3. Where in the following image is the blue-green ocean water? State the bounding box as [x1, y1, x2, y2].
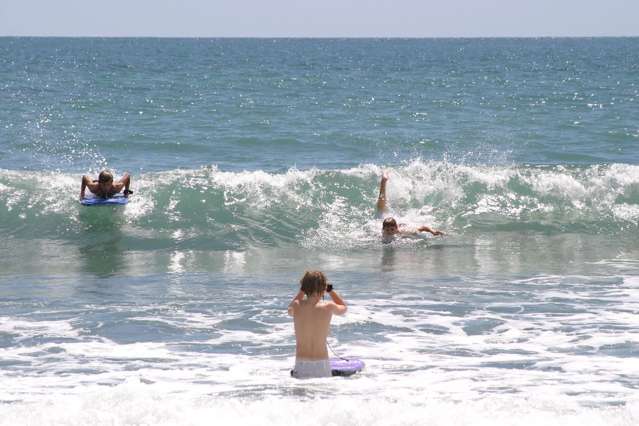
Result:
[1, 38, 639, 425]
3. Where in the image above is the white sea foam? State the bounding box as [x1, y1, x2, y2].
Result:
[1, 273, 639, 425]
[1, 382, 638, 426]
[1, 161, 638, 251]
[0, 316, 81, 340]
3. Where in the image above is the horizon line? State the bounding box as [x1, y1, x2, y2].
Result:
[1, 35, 638, 40]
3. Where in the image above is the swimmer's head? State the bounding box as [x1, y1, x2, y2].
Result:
[382, 217, 399, 236]
[98, 170, 114, 184]
[300, 270, 328, 297]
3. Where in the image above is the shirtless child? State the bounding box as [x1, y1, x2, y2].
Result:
[376, 171, 444, 242]
[80, 170, 132, 200]
[288, 271, 347, 379]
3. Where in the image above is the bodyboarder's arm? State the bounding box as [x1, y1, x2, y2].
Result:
[80, 175, 89, 200]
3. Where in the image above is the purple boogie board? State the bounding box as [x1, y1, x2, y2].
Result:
[330, 358, 365, 377]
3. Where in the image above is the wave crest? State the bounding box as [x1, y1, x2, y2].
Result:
[1, 161, 638, 249]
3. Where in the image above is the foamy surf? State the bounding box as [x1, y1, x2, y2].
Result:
[2, 272, 639, 425]
[1, 385, 638, 426]
[1, 160, 638, 245]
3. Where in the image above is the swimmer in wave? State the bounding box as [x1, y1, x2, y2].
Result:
[376, 171, 444, 243]
[80, 170, 132, 200]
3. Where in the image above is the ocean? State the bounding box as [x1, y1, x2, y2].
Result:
[1, 37, 638, 425]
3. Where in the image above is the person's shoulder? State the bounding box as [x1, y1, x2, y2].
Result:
[399, 226, 418, 235]
[287, 299, 300, 316]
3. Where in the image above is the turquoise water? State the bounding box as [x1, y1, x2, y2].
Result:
[1, 38, 639, 425]
[2, 38, 638, 173]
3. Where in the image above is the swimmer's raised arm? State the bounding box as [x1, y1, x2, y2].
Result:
[376, 171, 389, 213]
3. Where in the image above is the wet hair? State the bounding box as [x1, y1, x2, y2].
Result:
[98, 170, 113, 183]
[382, 217, 398, 230]
[300, 271, 328, 297]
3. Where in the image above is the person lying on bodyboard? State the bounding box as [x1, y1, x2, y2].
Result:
[80, 170, 132, 200]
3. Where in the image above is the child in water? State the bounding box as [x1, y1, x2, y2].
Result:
[80, 170, 132, 200]
[288, 271, 347, 379]
[376, 171, 444, 243]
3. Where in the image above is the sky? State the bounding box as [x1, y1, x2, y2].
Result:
[1, 0, 638, 38]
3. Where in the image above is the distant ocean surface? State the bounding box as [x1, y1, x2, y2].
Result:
[1, 38, 638, 425]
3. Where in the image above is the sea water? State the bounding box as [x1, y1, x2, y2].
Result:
[1, 38, 638, 425]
